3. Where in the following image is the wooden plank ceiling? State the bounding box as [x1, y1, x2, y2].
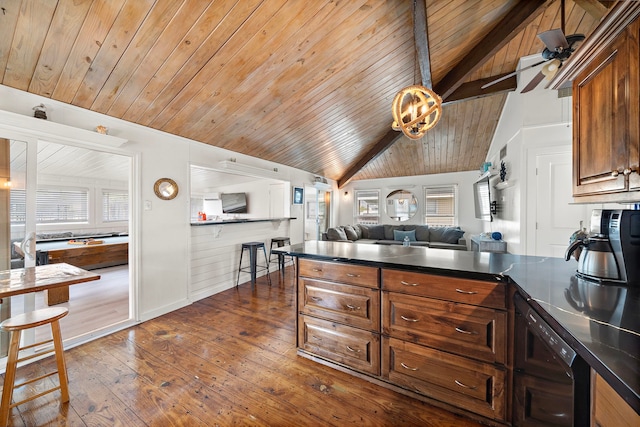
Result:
[0, 0, 607, 186]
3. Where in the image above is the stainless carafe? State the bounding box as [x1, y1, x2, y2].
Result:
[565, 209, 621, 282]
[565, 236, 620, 281]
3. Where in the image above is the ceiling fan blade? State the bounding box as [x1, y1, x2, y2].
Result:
[481, 59, 548, 89]
[521, 71, 546, 93]
[538, 29, 569, 51]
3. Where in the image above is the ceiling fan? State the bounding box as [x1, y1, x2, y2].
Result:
[482, 0, 584, 93]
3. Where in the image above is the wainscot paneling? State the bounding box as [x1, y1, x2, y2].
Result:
[190, 220, 291, 300]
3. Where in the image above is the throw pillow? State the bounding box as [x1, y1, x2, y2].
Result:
[352, 224, 363, 239]
[430, 226, 464, 243]
[326, 227, 348, 241]
[384, 224, 400, 240]
[414, 225, 430, 242]
[343, 225, 358, 241]
[367, 225, 386, 240]
[358, 224, 369, 239]
[394, 229, 416, 242]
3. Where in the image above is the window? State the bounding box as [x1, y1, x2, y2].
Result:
[424, 185, 457, 226]
[12, 188, 90, 224]
[37, 188, 89, 224]
[354, 190, 379, 224]
[103, 190, 129, 222]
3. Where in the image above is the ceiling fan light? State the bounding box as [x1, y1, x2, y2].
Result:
[391, 85, 442, 140]
[541, 59, 562, 80]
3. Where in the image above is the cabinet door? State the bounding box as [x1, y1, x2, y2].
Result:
[299, 278, 380, 331]
[298, 315, 380, 375]
[382, 337, 507, 421]
[299, 259, 379, 288]
[592, 372, 640, 427]
[382, 269, 506, 309]
[573, 24, 633, 196]
[382, 292, 507, 364]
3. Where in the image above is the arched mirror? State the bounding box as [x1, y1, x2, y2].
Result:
[385, 189, 417, 222]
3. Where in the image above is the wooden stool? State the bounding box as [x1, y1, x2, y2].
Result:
[0, 307, 70, 426]
[236, 242, 272, 287]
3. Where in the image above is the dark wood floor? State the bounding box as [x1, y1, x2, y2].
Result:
[2, 268, 483, 426]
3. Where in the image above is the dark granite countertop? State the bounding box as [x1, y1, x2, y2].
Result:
[275, 241, 640, 413]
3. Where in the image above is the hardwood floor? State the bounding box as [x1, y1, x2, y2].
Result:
[9, 265, 130, 343]
[2, 268, 483, 426]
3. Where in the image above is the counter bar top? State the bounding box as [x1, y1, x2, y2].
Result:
[191, 217, 296, 226]
[275, 241, 640, 413]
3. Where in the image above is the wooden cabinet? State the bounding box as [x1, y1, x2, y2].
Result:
[297, 259, 380, 374]
[592, 372, 640, 427]
[381, 268, 509, 423]
[572, 16, 640, 201]
[296, 259, 511, 424]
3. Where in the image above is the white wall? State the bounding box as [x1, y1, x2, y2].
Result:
[0, 84, 332, 323]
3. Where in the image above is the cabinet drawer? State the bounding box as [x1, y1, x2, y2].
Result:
[382, 337, 506, 421]
[299, 278, 380, 331]
[299, 259, 379, 288]
[382, 292, 506, 364]
[382, 269, 506, 309]
[298, 315, 380, 375]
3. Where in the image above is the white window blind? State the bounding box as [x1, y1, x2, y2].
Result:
[354, 190, 380, 224]
[103, 190, 129, 222]
[36, 189, 88, 224]
[9, 189, 26, 224]
[424, 185, 457, 226]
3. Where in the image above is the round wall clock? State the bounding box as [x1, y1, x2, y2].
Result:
[154, 178, 178, 200]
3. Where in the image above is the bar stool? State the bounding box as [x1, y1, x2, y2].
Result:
[0, 307, 70, 426]
[269, 237, 295, 275]
[236, 242, 272, 287]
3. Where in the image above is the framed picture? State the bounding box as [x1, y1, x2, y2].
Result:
[293, 187, 304, 205]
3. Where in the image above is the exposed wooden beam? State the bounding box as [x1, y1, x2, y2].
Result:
[337, 0, 550, 187]
[337, 130, 402, 188]
[338, 0, 433, 188]
[434, 0, 551, 100]
[443, 73, 517, 105]
[574, 0, 609, 20]
[414, 0, 432, 88]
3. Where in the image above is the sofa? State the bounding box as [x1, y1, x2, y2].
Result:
[322, 224, 467, 251]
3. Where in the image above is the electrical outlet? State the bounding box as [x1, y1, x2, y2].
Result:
[144, 200, 152, 211]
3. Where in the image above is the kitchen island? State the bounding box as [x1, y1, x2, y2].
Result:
[275, 241, 639, 423]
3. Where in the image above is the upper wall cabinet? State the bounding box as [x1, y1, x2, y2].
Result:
[571, 10, 640, 202]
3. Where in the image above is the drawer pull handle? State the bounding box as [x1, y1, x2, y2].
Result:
[400, 315, 419, 323]
[311, 335, 322, 341]
[400, 280, 418, 287]
[310, 296, 322, 302]
[455, 327, 477, 335]
[346, 273, 361, 278]
[455, 288, 478, 295]
[454, 380, 476, 390]
[400, 362, 418, 371]
[346, 346, 360, 353]
[312, 268, 322, 272]
[345, 304, 361, 311]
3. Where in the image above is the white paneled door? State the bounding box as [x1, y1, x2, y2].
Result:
[533, 149, 589, 258]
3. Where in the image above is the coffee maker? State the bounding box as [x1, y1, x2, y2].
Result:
[607, 209, 640, 286]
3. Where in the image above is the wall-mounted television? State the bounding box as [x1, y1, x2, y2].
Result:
[221, 192, 248, 213]
[473, 174, 494, 221]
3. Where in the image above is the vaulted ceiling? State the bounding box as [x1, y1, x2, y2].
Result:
[0, 0, 611, 186]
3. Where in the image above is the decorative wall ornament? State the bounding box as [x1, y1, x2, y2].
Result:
[32, 104, 47, 120]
